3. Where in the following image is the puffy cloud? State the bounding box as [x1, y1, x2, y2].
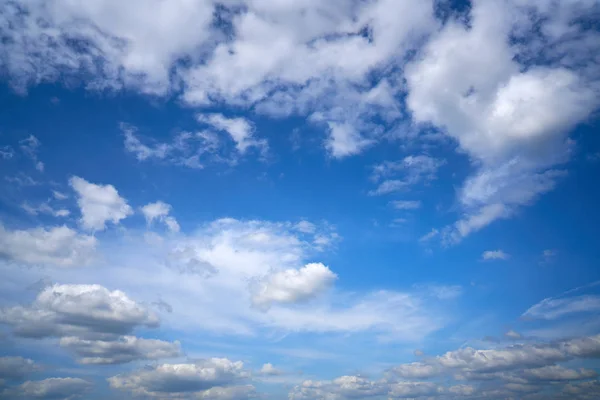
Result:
[59, 335, 181, 365]
[0, 283, 158, 339]
[289, 375, 388, 399]
[108, 359, 251, 397]
[0, 356, 38, 380]
[504, 330, 522, 340]
[523, 365, 597, 381]
[482, 250, 510, 261]
[259, 363, 281, 376]
[5, 377, 91, 399]
[251, 263, 337, 309]
[69, 176, 132, 231]
[141, 201, 180, 233]
[0, 224, 96, 267]
[405, 0, 600, 241]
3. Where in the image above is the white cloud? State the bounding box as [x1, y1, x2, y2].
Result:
[69, 176, 133, 231]
[419, 228, 439, 243]
[60, 335, 181, 365]
[0, 284, 159, 339]
[523, 365, 597, 381]
[141, 201, 180, 233]
[7, 378, 91, 399]
[0, 224, 96, 267]
[108, 359, 251, 397]
[0, 145, 14, 159]
[251, 263, 337, 309]
[390, 200, 421, 210]
[52, 190, 69, 200]
[505, 330, 522, 340]
[405, 0, 599, 240]
[482, 250, 510, 261]
[325, 122, 373, 158]
[523, 295, 600, 321]
[370, 155, 445, 196]
[197, 113, 267, 155]
[259, 363, 282, 376]
[21, 202, 70, 218]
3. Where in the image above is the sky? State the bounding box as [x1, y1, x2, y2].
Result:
[0, 0, 600, 399]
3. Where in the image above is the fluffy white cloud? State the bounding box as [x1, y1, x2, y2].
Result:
[69, 176, 133, 231]
[259, 363, 281, 376]
[0, 283, 159, 339]
[59, 335, 181, 365]
[405, 0, 600, 240]
[141, 201, 180, 233]
[6, 378, 91, 399]
[251, 263, 337, 309]
[0, 224, 96, 267]
[108, 359, 251, 397]
[482, 250, 510, 261]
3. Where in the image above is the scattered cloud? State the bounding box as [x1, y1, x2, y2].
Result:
[251, 263, 337, 309]
[4, 378, 91, 399]
[21, 202, 70, 218]
[370, 156, 445, 196]
[0, 225, 96, 267]
[108, 359, 252, 398]
[523, 295, 600, 321]
[197, 114, 267, 155]
[390, 200, 422, 210]
[259, 363, 282, 376]
[141, 201, 180, 233]
[482, 250, 510, 261]
[419, 228, 439, 243]
[69, 176, 133, 231]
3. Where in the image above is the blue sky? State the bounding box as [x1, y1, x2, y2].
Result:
[1, 0, 600, 399]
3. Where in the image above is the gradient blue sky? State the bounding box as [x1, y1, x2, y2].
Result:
[1, 1, 600, 399]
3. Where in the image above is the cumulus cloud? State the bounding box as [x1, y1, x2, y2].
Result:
[108, 359, 251, 397]
[405, 0, 600, 241]
[5, 377, 91, 399]
[0, 284, 159, 339]
[59, 336, 181, 365]
[259, 363, 282, 376]
[19, 134, 43, 171]
[141, 201, 180, 233]
[0, 356, 38, 380]
[251, 263, 337, 309]
[69, 176, 133, 231]
[482, 250, 510, 261]
[0, 224, 96, 267]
